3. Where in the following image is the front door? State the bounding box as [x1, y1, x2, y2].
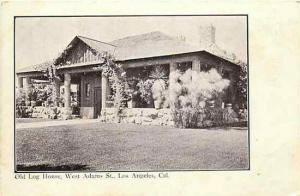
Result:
[94, 87, 102, 118]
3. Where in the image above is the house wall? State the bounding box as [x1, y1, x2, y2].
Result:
[121, 52, 239, 79]
[120, 52, 240, 107]
[80, 72, 101, 118]
[65, 40, 101, 64]
[18, 51, 240, 121]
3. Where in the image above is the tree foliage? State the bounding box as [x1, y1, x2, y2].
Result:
[236, 62, 247, 108]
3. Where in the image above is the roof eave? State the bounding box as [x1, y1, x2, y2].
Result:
[115, 50, 205, 62]
[57, 60, 105, 70]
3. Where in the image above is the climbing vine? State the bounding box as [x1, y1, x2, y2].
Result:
[45, 61, 61, 106]
[94, 52, 129, 116]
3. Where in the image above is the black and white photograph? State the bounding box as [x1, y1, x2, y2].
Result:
[14, 16, 249, 172]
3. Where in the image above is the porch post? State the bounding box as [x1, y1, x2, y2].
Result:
[229, 74, 236, 107]
[192, 58, 201, 73]
[192, 58, 201, 84]
[53, 77, 61, 106]
[24, 77, 31, 103]
[101, 73, 108, 109]
[64, 73, 71, 109]
[170, 62, 177, 74]
[169, 62, 177, 107]
[17, 77, 23, 88]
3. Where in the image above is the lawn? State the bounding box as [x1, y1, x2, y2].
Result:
[16, 118, 58, 124]
[16, 122, 249, 171]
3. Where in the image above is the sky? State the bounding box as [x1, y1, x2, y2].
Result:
[15, 16, 247, 69]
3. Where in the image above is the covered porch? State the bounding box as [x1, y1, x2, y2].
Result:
[16, 65, 111, 119]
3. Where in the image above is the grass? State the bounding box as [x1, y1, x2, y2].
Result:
[16, 122, 249, 171]
[16, 118, 58, 124]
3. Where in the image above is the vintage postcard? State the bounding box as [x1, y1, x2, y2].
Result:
[0, 1, 299, 196]
[14, 15, 249, 172]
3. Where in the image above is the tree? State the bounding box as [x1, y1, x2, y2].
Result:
[236, 62, 247, 108]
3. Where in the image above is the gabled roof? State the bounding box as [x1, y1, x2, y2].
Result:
[17, 36, 115, 74]
[54, 35, 116, 66]
[77, 36, 116, 54]
[17, 31, 244, 74]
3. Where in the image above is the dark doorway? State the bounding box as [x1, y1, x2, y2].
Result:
[94, 87, 102, 118]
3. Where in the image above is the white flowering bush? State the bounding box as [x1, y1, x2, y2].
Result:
[169, 68, 231, 128]
[152, 79, 166, 108]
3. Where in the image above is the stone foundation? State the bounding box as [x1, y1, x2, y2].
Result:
[80, 107, 94, 119]
[27, 106, 74, 120]
[100, 108, 175, 127]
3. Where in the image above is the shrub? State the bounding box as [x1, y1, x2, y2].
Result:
[16, 106, 28, 118]
[222, 106, 239, 123]
[237, 62, 247, 108]
[29, 88, 38, 101]
[238, 108, 248, 121]
[169, 68, 231, 128]
[16, 88, 25, 106]
[152, 79, 166, 109]
[16, 88, 27, 118]
[16, 106, 33, 118]
[136, 79, 154, 104]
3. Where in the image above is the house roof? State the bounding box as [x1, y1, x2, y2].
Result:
[54, 36, 116, 66]
[17, 61, 53, 74]
[17, 36, 114, 74]
[17, 31, 244, 74]
[110, 31, 244, 65]
[110, 31, 201, 61]
[77, 36, 116, 54]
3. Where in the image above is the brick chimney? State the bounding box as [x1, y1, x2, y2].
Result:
[198, 24, 216, 48]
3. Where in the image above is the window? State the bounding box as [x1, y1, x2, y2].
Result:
[85, 83, 90, 97]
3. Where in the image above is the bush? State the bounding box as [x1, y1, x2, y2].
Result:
[16, 106, 33, 118]
[152, 79, 166, 108]
[16, 88, 27, 118]
[172, 106, 239, 128]
[136, 79, 154, 104]
[237, 62, 247, 108]
[16, 106, 27, 118]
[238, 108, 248, 121]
[169, 68, 232, 128]
[16, 88, 25, 106]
